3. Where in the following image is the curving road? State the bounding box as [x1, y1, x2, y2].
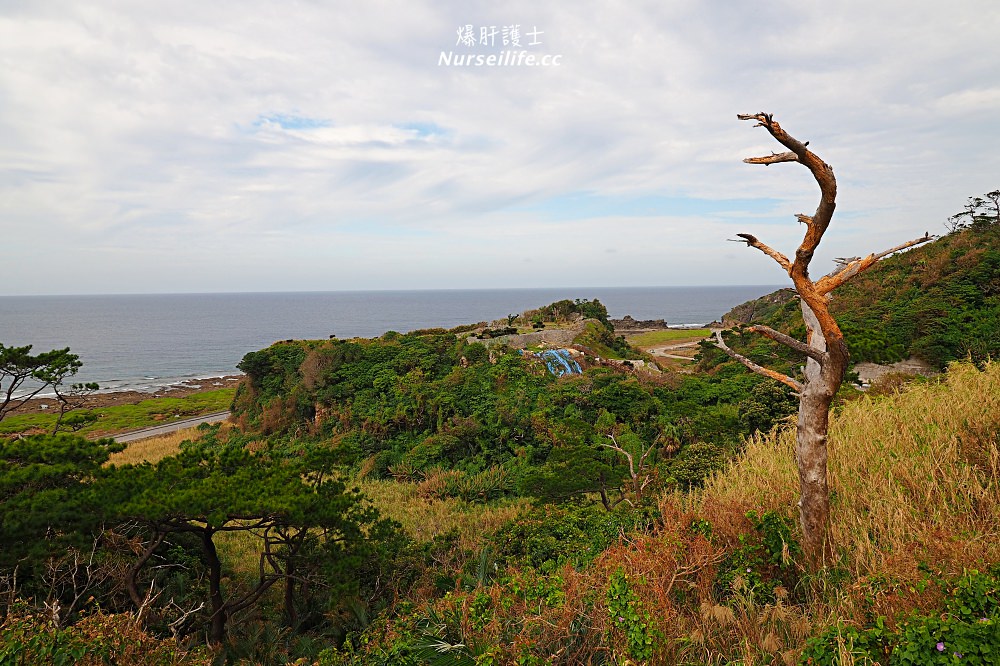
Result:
[113, 411, 231, 443]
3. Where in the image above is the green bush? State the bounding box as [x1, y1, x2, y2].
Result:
[799, 569, 1000, 665]
[607, 569, 658, 662]
[668, 440, 728, 488]
[714, 510, 801, 604]
[491, 504, 654, 572]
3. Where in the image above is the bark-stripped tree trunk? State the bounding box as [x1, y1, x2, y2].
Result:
[601, 434, 656, 505]
[716, 113, 934, 569]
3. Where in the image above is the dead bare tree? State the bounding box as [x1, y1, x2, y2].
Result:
[601, 433, 657, 506]
[41, 534, 127, 628]
[52, 381, 100, 434]
[716, 113, 934, 568]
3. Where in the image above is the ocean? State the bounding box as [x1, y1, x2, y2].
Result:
[0, 286, 780, 393]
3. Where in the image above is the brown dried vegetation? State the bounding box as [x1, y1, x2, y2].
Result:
[388, 362, 1000, 664]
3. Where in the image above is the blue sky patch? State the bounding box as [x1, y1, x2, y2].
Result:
[253, 113, 331, 130]
[397, 121, 448, 138]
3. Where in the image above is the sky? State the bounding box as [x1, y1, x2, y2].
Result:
[1, 1, 998, 296]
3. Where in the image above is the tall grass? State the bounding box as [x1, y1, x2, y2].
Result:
[107, 427, 202, 466]
[358, 478, 531, 552]
[399, 362, 1000, 665]
[699, 361, 1000, 581]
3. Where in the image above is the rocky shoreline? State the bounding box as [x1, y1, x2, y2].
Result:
[8, 375, 244, 415]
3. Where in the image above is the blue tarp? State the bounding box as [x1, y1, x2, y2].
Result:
[538, 349, 583, 377]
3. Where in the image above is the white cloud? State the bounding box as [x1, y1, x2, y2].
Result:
[1, 0, 998, 294]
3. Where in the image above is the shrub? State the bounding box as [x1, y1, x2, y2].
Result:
[0, 602, 208, 665]
[713, 510, 801, 604]
[606, 568, 658, 662]
[669, 440, 729, 488]
[491, 504, 654, 572]
[799, 569, 1000, 665]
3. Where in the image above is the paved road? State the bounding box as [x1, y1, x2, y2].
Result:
[114, 411, 231, 443]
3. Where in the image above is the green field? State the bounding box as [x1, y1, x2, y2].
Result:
[625, 328, 710, 347]
[0, 388, 236, 437]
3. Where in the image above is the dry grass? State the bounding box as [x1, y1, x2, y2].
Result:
[828, 363, 1000, 580]
[413, 362, 1000, 665]
[207, 479, 534, 609]
[215, 528, 265, 577]
[108, 423, 239, 466]
[673, 359, 1000, 658]
[358, 478, 531, 552]
[107, 428, 199, 466]
[698, 361, 1000, 581]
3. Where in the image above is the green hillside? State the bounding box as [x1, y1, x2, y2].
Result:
[718, 201, 1000, 370]
[229, 302, 766, 490]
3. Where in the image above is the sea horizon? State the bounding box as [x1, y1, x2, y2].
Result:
[0, 284, 786, 299]
[1, 285, 783, 394]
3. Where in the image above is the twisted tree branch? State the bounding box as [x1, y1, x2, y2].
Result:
[747, 325, 826, 362]
[730, 233, 792, 274]
[713, 330, 803, 393]
[744, 151, 798, 165]
[815, 233, 936, 294]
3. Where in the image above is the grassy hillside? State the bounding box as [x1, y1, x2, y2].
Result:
[703, 360, 1000, 580]
[319, 361, 1000, 665]
[717, 220, 1000, 370]
[8, 274, 1000, 664]
[7, 362, 997, 664]
[832, 222, 1000, 367]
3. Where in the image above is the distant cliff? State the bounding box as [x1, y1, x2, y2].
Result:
[610, 315, 669, 331]
[719, 288, 796, 327]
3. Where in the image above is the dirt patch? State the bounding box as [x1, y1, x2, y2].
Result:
[469, 322, 586, 349]
[854, 359, 937, 384]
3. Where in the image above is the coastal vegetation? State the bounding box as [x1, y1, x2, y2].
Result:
[2, 194, 1000, 664]
[0, 387, 235, 438]
[5, 358, 997, 664]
